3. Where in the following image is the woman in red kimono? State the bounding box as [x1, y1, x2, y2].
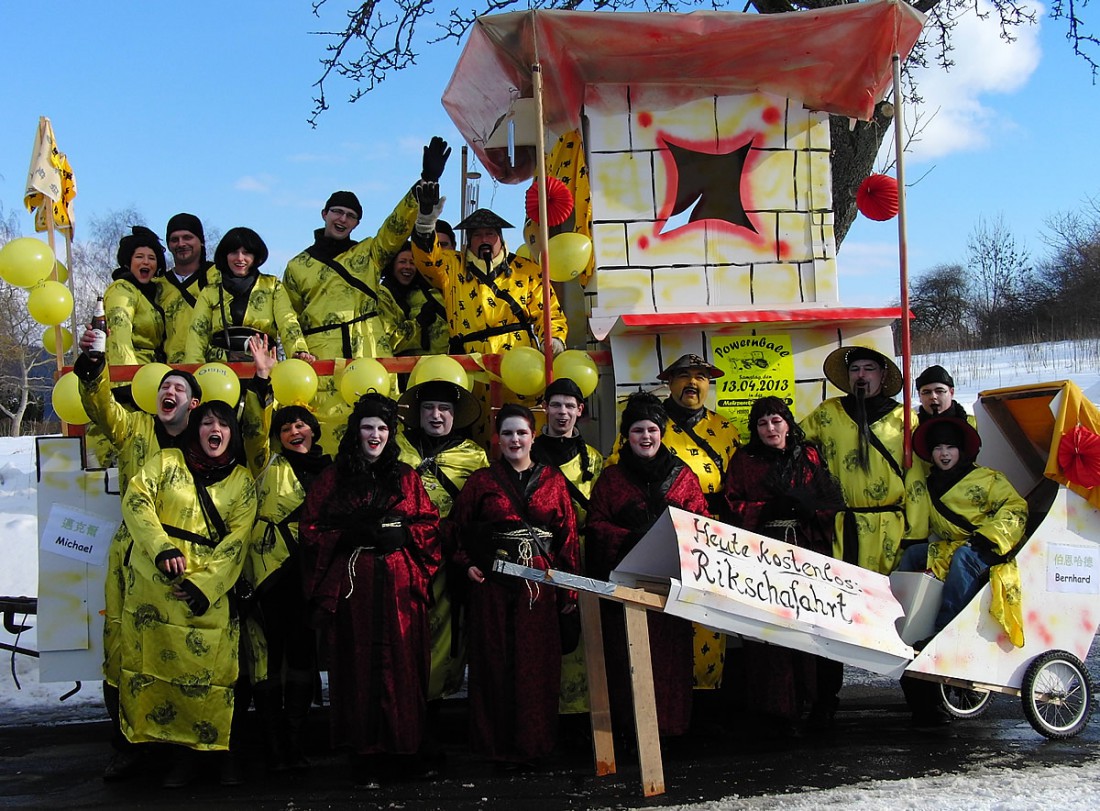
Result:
[586, 392, 707, 738]
[449, 403, 580, 769]
[299, 393, 440, 786]
[720, 396, 844, 736]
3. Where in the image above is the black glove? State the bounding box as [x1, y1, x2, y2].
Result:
[968, 533, 998, 560]
[787, 488, 818, 523]
[414, 181, 441, 215]
[373, 520, 409, 553]
[759, 496, 798, 524]
[421, 136, 451, 182]
[416, 305, 438, 329]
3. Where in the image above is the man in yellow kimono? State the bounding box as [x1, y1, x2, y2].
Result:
[283, 137, 452, 451]
[410, 185, 568, 442]
[159, 213, 220, 363]
[75, 348, 202, 780]
[396, 377, 487, 766]
[800, 345, 928, 727]
[532, 377, 604, 722]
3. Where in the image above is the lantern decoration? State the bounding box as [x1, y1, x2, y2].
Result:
[525, 177, 574, 227]
[1058, 425, 1100, 489]
[856, 174, 899, 221]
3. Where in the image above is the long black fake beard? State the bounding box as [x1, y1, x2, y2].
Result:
[854, 386, 872, 471]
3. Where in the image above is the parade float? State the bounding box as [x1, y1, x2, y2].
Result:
[3, 1, 1097, 799]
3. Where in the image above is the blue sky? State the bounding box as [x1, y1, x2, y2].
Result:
[0, 2, 1096, 308]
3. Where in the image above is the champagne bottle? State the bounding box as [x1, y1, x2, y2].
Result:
[89, 296, 107, 358]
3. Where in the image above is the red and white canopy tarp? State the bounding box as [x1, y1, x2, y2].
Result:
[442, 1, 926, 182]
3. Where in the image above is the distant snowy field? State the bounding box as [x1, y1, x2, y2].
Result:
[3, 340, 1100, 807]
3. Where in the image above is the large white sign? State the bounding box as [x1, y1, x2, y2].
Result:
[613, 507, 915, 676]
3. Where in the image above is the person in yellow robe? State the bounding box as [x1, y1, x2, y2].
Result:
[75, 348, 202, 781]
[532, 377, 604, 720]
[800, 345, 928, 728]
[160, 213, 220, 363]
[382, 241, 450, 358]
[410, 184, 568, 442]
[282, 138, 451, 452]
[184, 227, 312, 364]
[898, 416, 1027, 726]
[118, 400, 257, 787]
[395, 377, 487, 753]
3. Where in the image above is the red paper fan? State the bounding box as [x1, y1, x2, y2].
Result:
[1058, 425, 1100, 488]
[856, 174, 899, 221]
[525, 177, 574, 227]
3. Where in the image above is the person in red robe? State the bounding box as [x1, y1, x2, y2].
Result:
[586, 392, 708, 738]
[299, 393, 440, 787]
[449, 403, 580, 769]
[720, 396, 845, 736]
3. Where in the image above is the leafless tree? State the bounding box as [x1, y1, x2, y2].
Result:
[967, 213, 1036, 344]
[0, 206, 61, 437]
[305, 0, 1095, 245]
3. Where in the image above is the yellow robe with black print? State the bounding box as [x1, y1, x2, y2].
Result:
[104, 276, 166, 368]
[283, 192, 418, 452]
[412, 242, 567, 356]
[800, 397, 929, 575]
[158, 264, 221, 363]
[923, 465, 1027, 646]
[396, 429, 488, 701]
[389, 278, 451, 357]
[607, 406, 740, 689]
[79, 359, 181, 686]
[183, 274, 309, 364]
[118, 450, 257, 751]
[539, 438, 604, 714]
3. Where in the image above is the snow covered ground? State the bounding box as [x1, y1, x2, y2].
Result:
[3, 339, 1100, 807]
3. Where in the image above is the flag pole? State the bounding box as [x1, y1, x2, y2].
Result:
[892, 55, 913, 469]
[532, 60, 553, 384]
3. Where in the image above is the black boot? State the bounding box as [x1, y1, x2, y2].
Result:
[283, 671, 314, 770]
[251, 679, 287, 771]
[161, 746, 194, 789]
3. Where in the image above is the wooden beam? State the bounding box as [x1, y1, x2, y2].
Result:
[624, 603, 665, 797]
[578, 591, 615, 776]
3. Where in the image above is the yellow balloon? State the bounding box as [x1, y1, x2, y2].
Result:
[547, 232, 593, 283]
[195, 362, 241, 406]
[514, 241, 533, 261]
[27, 280, 74, 326]
[271, 358, 318, 406]
[552, 350, 600, 398]
[41, 326, 73, 355]
[0, 238, 56, 288]
[54, 259, 68, 284]
[340, 358, 390, 404]
[52, 372, 89, 425]
[500, 346, 547, 396]
[132, 362, 173, 414]
[408, 354, 469, 391]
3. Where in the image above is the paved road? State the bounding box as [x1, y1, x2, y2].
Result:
[3, 672, 1099, 811]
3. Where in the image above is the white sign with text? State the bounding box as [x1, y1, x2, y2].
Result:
[39, 504, 118, 567]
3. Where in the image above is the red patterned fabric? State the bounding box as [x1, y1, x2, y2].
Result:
[1058, 425, 1100, 489]
[450, 461, 580, 762]
[586, 461, 707, 736]
[300, 463, 440, 754]
[720, 444, 842, 721]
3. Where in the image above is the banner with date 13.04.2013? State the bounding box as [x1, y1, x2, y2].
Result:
[710, 334, 795, 438]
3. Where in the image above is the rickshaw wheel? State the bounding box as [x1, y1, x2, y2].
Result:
[939, 684, 992, 719]
[1021, 650, 1094, 739]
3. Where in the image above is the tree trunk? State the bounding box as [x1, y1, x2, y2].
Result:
[829, 101, 894, 247]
